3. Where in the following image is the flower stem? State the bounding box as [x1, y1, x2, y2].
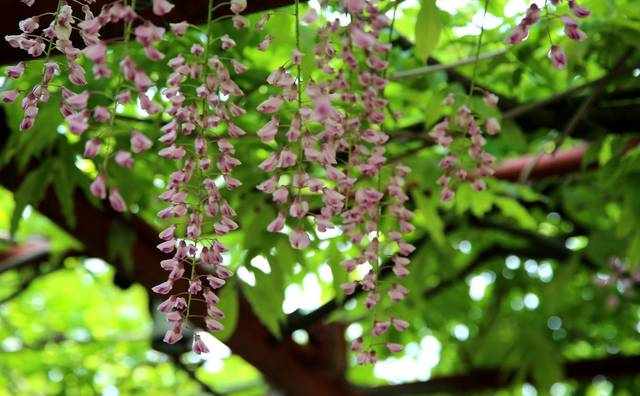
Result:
[295, 0, 302, 109]
[186, 0, 216, 328]
[469, 0, 491, 96]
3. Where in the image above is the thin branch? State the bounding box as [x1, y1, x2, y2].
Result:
[493, 144, 589, 182]
[503, 53, 638, 121]
[421, 243, 566, 300]
[516, 50, 635, 182]
[562, 50, 635, 139]
[284, 224, 580, 333]
[361, 354, 640, 395]
[0, 264, 63, 306]
[391, 50, 507, 80]
[468, 0, 492, 96]
[0, 240, 80, 275]
[503, 78, 603, 120]
[0, 239, 50, 274]
[170, 356, 224, 396]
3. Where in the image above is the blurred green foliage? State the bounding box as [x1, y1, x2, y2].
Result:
[1, 0, 640, 394]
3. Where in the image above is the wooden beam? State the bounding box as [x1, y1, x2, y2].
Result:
[493, 145, 589, 182]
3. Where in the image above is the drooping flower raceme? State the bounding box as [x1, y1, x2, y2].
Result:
[152, 0, 250, 353]
[252, 0, 415, 362]
[507, 1, 591, 69]
[431, 92, 500, 202]
[5, 0, 165, 213]
[0, 0, 592, 363]
[305, 0, 414, 364]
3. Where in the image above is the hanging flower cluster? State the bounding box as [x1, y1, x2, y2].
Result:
[431, 91, 500, 202]
[507, 0, 590, 69]
[4, 0, 168, 213]
[152, 0, 251, 353]
[256, 0, 414, 364]
[252, 7, 324, 250]
[332, 0, 418, 360]
[286, 0, 415, 364]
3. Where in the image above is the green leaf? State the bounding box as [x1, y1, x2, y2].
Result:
[242, 199, 275, 252]
[2, 97, 62, 170]
[470, 190, 495, 217]
[494, 197, 537, 230]
[327, 241, 348, 302]
[529, 331, 564, 390]
[269, 8, 295, 46]
[10, 159, 53, 236]
[107, 221, 136, 276]
[627, 232, 640, 267]
[215, 280, 239, 342]
[414, 0, 443, 62]
[413, 191, 445, 247]
[52, 158, 77, 229]
[455, 183, 473, 216]
[241, 242, 290, 338]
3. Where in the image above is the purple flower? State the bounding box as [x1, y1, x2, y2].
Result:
[257, 96, 284, 114]
[303, 8, 318, 24]
[388, 284, 409, 302]
[66, 91, 89, 111]
[391, 318, 409, 332]
[230, 0, 247, 14]
[341, 282, 357, 295]
[90, 175, 107, 199]
[108, 188, 127, 212]
[485, 117, 502, 135]
[506, 25, 529, 45]
[66, 113, 89, 135]
[170, 21, 189, 36]
[1, 90, 18, 103]
[289, 229, 310, 249]
[205, 317, 224, 332]
[562, 17, 587, 41]
[152, 0, 174, 16]
[131, 131, 152, 153]
[548, 45, 567, 69]
[569, 0, 590, 18]
[193, 334, 209, 354]
[84, 138, 101, 158]
[115, 151, 134, 169]
[257, 35, 272, 51]
[18, 18, 38, 33]
[257, 117, 279, 143]
[152, 280, 173, 295]
[372, 321, 390, 336]
[6, 62, 25, 79]
[84, 42, 107, 64]
[267, 212, 286, 232]
[220, 34, 236, 50]
[163, 328, 183, 344]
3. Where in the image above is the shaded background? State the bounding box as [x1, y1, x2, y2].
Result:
[2, 0, 640, 395]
